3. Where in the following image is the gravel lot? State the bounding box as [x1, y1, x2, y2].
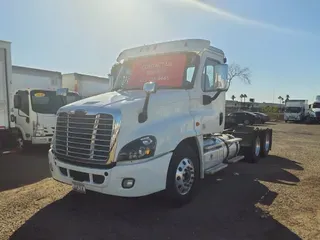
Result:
[0, 122, 319, 240]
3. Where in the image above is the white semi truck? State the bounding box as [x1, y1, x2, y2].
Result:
[62, 73, 112, 99]
[49, 39, 273, 205]
[12, 66, 81, 149]
[284, 99, 309, 123]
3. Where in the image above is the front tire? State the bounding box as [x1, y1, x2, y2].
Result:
[16, 135, 31, 153]
[165, 142, 200, 206]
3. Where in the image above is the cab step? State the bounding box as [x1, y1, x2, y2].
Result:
[225, 155, 244, 164]
[204, 163, 228, 175]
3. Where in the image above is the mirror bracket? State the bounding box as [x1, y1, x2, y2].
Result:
[139, 82, 157, 123]
[202, 89, 226, 105]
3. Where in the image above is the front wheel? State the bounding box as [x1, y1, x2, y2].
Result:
[16, 136, 31, 153]
[165, 142, 200, 206]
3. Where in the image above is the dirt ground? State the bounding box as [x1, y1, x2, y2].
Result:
[0, 122, 319, 240]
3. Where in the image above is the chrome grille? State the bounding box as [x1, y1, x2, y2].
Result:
[54, 112, 114, 165]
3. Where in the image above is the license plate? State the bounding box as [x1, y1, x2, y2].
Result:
[72, 181, 86, 194]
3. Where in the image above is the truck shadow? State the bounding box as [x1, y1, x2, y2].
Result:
[10, 155, 302, 240]
[0, 146, 50, 192]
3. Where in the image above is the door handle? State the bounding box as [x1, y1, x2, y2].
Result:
[219, 112, 223, 125]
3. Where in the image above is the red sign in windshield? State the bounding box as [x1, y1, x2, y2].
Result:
[127, 54, 187, 88]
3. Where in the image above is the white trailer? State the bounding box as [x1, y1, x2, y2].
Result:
[0, 40, 15, 150]
[284, 99, 309, 123]
[49, 39, 273, 206]
[62, 73, 111, 98]
[12, 66, 81, 149]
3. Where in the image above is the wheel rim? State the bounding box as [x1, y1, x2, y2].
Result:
[254, 136, 261, 156]
[265, 133, 270, 152]
[17, 138, 24, 149]
[175, 158, 195, 195]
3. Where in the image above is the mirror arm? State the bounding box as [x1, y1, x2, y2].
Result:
[138, 94, 151, 123]
[211, 89, 223, 102]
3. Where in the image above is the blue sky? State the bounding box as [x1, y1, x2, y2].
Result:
[1, 0, 320, 103]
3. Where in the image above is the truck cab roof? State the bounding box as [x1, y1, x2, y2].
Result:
[117, 39, 225, 62]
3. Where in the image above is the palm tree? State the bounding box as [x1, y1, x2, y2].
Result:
[285, 94, 290, 103]
[240, 94, 244, 103]
[231, 95, 236, 101]
[243, 94, 247, 103]
[278, 96, 284, 104]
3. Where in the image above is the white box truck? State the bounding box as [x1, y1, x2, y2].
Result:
[62, 73, 111, 99]
[309, 96, 320, 123]
[0, 40, 15, 151]
[12, 66, 81, 149]
[284, 99, 309, 123]
[49, 39, 273, 205]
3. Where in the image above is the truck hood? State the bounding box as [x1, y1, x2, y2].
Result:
[62, 90, 145, 108]
[58, 90, 190, 123]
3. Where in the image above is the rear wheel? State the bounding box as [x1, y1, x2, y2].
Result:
[260, 130, 271, 157]
[244, 119, 250, 125]
[165, 142, 200, 206]
[243, 132, 261, 163]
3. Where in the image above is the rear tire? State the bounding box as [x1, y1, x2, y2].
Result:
[260, 130, 271, 157]
[243, 131, 261, 163]
[165, 142, 200, 206]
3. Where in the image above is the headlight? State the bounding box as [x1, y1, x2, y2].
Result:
[35, 128, 45, 137]
[117, 136, 157, 162]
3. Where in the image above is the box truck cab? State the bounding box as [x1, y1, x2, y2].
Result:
[10, 66, 81, 149]
[284, 100, 308, 122]
[13, 88, 80, 148]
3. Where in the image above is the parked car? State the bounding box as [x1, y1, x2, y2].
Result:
[227, 111, 261, 125]
[253, 112, 270, 123]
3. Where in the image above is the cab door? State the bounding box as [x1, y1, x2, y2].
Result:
[199, 57, 225, 134]
[14, 90, 32, 139]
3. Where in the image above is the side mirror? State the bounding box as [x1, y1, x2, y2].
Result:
[203, 95, 212, 105]
[143, 82, 157, 94]
[14, 95, 22, 109]
[56, 88, 68, 97]
[214, 64, 229, 91]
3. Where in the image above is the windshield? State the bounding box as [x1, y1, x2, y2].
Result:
[30, 90, 81, 114]
[312, 102, 320, 108]
[285, 107, 302, 113]
[113, 52, 199, 91]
